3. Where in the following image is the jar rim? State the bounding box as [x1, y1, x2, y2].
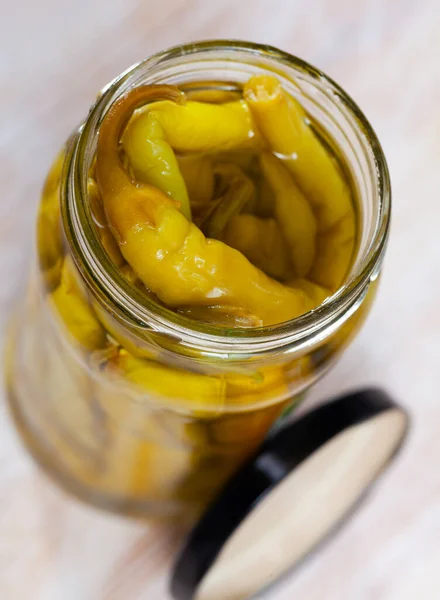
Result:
[63, 39, 390, 357]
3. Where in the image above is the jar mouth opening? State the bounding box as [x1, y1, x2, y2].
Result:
[64, 40, 390, 354]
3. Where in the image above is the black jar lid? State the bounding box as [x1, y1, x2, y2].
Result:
[171, 388, 409, 600]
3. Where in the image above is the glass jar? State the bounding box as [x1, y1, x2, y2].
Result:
[5, 41, 390, 521]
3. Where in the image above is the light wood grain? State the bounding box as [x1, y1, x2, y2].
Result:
[1, 1, 440, 598]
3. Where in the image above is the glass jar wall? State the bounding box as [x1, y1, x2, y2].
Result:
[5, 41, 390, 520]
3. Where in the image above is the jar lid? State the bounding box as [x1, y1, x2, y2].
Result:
[171, 388, 409, 600]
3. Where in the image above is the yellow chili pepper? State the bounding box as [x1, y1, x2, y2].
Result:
[226, 365, 287, 400]
[202, 163, 255, 239]
[109, 349, 226, 413]
[91, 378, 194, 497]
[308, 212, 356, 291]
[209, 406, 282, 446]
[255, 171, 275, 218]
[119, 263, 163, 304]
[259, 152, 317, 277]
[37, 151, 65, 289]
[222, 213, 292, 281]
[244, 75, 353, 232]
[210, 150, 260, 212]
[287, 278, 331, 305]
[119, 263, 141, 286]
[122, 111, 191, 219]
[88, 178, 126, 267]
[42, 336, 105, 457]
[177, 154, 214, 216]
[134, 97, 261, 153]
[211, 150, 258, 174]
[96, 85, 314, 326]
[50, 256, 107, 351]
[91, 304, 159, 361]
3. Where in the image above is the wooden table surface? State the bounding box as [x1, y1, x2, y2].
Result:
[1, 1, 440, 598]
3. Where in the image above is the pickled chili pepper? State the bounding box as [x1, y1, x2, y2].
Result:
[254, 170, 275, 218]
[133, 96, 261, 153]
[308, 212, 356, 290]
[260, 152, 317, 277]
[96, 85, 314, 326]
[244, 75, 353, 232]
[91, 303, 159, 361]
[122, 111, 191, 219]
[222, 213, 292, 281]
[287, 278, 331, 306]
[109, 349, 226, 412]
[37, 151, 65, 289]
[211, 150, 258, 174]
[91, 373, 194, 496]
[88, 178, 126, 267]
[119, 263, 143, 287]
[50, 257, 107, 350]
[202, 163, 255, 239]
[177, 154, 214, 216]
[225, 364, 288, 402]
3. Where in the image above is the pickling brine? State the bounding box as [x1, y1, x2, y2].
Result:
[6, 42, 389, 520]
